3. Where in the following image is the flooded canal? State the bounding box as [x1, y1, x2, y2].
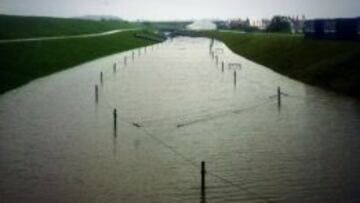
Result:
[1, 37, 360, 203]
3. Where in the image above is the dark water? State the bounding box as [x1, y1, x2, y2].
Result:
[1, 37, 360, 203]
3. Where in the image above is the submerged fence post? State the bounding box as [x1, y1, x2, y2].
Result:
[100, 72, 103, 85]
[234, 71, 237, 86]
[222, 61, 224, 72]
[113, 108, 117, 132]
[277, 87, 282, 109]
[113, 63, 117, 73]
[210, 38, 214, 51]
[201, 161, 206, 202]
[95, 85, 99, 103]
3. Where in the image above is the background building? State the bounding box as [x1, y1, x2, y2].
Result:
[304, 17, 360, 40]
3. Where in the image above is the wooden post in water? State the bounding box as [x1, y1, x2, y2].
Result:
[113, 63, 117, 73]
[113, 108, 117, 132]
[95, 85, 99, 103]
[277, 87, 282, 108]
[222, 61, 224, 72]
[201, 161, 206, 202]
[234, 71, 237, 86]
[100, 72, 103, 85]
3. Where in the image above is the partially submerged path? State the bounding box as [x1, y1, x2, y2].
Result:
[0, 28, 139, 44]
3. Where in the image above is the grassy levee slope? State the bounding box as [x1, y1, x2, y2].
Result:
[0, 14, 135, 39]
[202, 31, 360, 97]
[0, 30, 162, 94]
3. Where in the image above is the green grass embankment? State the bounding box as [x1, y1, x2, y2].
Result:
[0, 30, 163, 94]
[202, 31, 360, 97]
[0, 14, 135, 39]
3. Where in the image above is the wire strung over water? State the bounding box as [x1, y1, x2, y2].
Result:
[91, 42, 285, 203]
[93, 39, 345, 202]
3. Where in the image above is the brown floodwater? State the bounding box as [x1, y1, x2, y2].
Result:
[1, 37, 360, 203]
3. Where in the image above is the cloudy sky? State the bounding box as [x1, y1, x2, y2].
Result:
[0, 0, 359, 21]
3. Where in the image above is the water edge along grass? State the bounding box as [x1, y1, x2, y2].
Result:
[201, 31, 360, 98]
[0, 30, 164, 94]
[0, 14, 138, 40]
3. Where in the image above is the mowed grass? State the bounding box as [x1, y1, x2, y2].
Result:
[0, 14, 135, 39]
[202, 31, 360, 97]
[0, 30, 161, 94]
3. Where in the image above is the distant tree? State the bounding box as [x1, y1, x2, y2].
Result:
[241, 25, 260, 32]
[228, 19, 259, 33]
[266, 16, 291, 33]
[142, 21, 153, 29]
[245, 18, 250, 27]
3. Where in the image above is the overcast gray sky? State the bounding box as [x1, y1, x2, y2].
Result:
[0, 0, 359, 21]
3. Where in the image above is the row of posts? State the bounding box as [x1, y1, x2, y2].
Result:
[95, 44, 147, 102]
[210, 40, 284, 109]
[211, 49, 237, 87]
[97, 41, 283, 200]
[210, 39, 237, 88]
[95, 43, 209, 201]
[199, 40, 284, 201]
[94, 43, 162, 135]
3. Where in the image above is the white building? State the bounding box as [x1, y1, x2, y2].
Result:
[186, 20, 217, 31]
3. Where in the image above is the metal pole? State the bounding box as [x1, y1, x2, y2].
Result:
[95, 85, 99, 103]
[113, 108, 117, 131]
[234, 71, 237, 86]
[201, 161, 206, 201]
[277, 87, 282, 108]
